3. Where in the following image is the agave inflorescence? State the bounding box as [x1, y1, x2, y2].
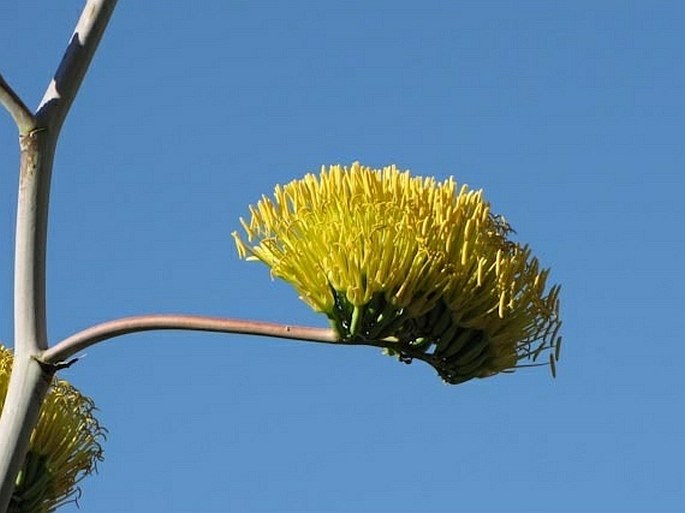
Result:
[233, 162, 562, 384]
[0, 346, 105, 513]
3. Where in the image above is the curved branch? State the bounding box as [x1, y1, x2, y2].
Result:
[0, 73, 35, 134]
[40, 314, 448, 383]
[41, 315, 339, 365]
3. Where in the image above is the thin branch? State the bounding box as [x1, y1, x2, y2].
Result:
[41, 315, 340, 365]
[36, 0, 118, 131]
[0, 73, 35, 134]
[40, 314, 446, 382]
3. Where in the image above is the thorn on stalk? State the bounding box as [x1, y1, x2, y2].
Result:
[34, 356, 80, 374]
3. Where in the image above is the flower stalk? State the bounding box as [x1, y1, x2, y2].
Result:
[0, 2, 118, 510]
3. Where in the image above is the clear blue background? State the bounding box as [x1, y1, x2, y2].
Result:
[1, 1, 683, 512]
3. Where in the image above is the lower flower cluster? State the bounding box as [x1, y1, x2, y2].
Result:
[0, 346, 104, 513]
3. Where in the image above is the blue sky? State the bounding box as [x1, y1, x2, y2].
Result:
[1, 1, 683, 512]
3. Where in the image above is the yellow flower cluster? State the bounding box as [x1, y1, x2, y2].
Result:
[233, 163, 561, 384]
[0, 347, 104, 513]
